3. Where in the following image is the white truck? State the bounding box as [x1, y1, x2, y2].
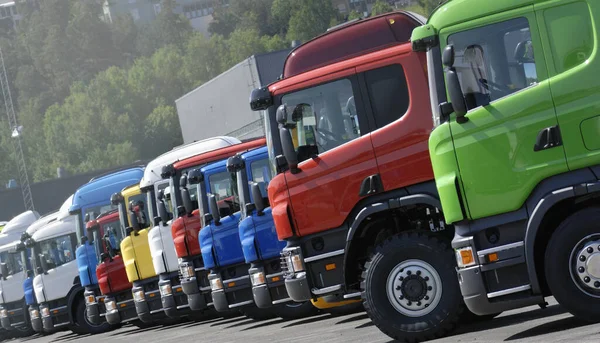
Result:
[175, 49, 290, 144]
[0, 211, 39, 339]
[0, 210, 58, 337]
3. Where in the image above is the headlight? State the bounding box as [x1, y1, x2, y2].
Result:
[456, 247, 476, 268]
[250, 272, 266, 286]
[160, 283, 172, 297]
[41, 307, 50, 318]
[209, 277, 223, 291]
[30, 309, 39, 319]
[290, 254, 304, 272]
[0, 309, 7, 318]
[85, 295, 96, 304]
[104, 300, 116, 312]
[133, 290, 145, 302]
[179, 263, 195, 279]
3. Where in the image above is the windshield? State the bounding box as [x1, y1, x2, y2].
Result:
[124, 193, 150, 229]
[75, 204, 116, 246]
[0, 250, 25, 277]
[171, 167, 200, 216]
[91, 218, 123, 263]
[37, 234, 76, 270]
[209, 170, 240, 213]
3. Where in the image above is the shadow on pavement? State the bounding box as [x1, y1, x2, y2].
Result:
[241, 318, 288, 331]
[210, 316, 249, 327]
[355, 320, 375, 329]
[282, 314, 332, 328]
[504, 316, 593, 341]
[224, 319, 256, 329]
[335, 313, 369, 325]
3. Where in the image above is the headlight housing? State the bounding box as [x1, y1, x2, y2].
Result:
[160, 283, 172, 297]
[41, 307, 50, 318]
[250, 271, 266, 286]
[456, 247, 476, 268]
[104, 300, 117, 312]
[283, 247, 305, 273]
[0, 309, 7, 318]
[209, 277, 223, 291]
[179, 263, 195, 279]
[133, 290, 145, 302]
[30, 309, 39, 319]
[85, 294, 96, 305]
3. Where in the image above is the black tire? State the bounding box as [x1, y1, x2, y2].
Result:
[545, 207, 600, 321]
[70, 300, 114, 335]
[239, 306, 277, 321]
[361, 232, 465, 342]
[273, 301, 319, 320]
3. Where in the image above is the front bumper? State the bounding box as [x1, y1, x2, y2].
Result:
[159, 277, 191, 318]
[84, 288, 105, 325]
[132, 280, 164, 323]
[40, 302, 70, 331]
[249, 262, 292, 308]
[453, 233, 544, 315]
[0, 304, 27, 331]
[209, 269, 254, 312]
[29, 306, 42, 333]
[179, 259, 212, 311]
[104, 290, 137, 325]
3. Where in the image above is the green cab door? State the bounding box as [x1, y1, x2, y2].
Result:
[442, 8, 568, 220]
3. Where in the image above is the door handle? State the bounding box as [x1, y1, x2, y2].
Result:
[359, 174, 383, 197]
[534, 125, 562, 152]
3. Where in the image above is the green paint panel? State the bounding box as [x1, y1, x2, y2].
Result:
[581, 116, 600, 151]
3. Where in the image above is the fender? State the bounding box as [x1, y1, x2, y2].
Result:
[67, 276, 84, 324]
[524, 180, 600, 294]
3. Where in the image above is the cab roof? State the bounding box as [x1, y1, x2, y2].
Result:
[26, 210, 60, 236]
[140, 136, 242, 189]
[31, 214, 76, 242]
[69, 168, 144, 214]
[173, 138, 266, 171]
[1, 211, 39, 236]
[241, 146, 268, 160]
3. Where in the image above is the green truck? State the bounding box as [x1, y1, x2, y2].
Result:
[412, 0, 600, 320]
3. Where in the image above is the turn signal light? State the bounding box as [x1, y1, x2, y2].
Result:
[456, 247, 476, 268]
[325, 263, 336, 271]
[487, 253, 499, 262]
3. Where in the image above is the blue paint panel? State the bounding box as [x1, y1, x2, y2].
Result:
[239, 216, 258, 263]
[200, 226, 216, 270]
[76, 243, 97, 286]
[252, 208, 285, 261]
[211, 212, 244, 267]
[24, 277, 34, 305]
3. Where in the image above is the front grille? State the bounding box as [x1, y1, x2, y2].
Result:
[280, 254, 291, 276]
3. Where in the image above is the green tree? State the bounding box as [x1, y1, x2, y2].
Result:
[279, 0, 340, 42]
[209, 0, 280, 37]
[347, 10, 362, 21]
[370, 0, 393, 16]
[138, 0, 193, 55]
[111, 14, 139, 63]
[143, 104, 182, 158]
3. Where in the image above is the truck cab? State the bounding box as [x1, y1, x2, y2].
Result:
[0, 211, 57, 337]
[0, 211, 39, 338]
[249, 11, 470, 341]
[70, 167, 143, 332]
[411, 0, 600, 323]
[132, 136, 242, 321]
[163, 139, 265, 313]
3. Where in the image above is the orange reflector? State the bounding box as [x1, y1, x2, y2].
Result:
[488, 253, 499, 262]
[459, 250, 474, 266]
[9, 312, 13, 315]
[176, 287, 182, 293]
[325, 263, 336, 271]
[149, 293, 155, 298]
[99, 298, 104, 303]
[53, 310, 59, 314]
[272, 276, 280, 282]
[120, 303, 127, 308]
[228, 282, 236, 288]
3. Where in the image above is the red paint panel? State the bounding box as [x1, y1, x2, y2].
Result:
[172, 210, 202, 258]
[97, 255, 131, 295]
[173, 139, 266, 170]
[268, 174, 294, 240]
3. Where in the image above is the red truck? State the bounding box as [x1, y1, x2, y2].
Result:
[250, 12, 473, 342]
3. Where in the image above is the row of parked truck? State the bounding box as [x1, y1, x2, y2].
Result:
[2, 1, 600, 342]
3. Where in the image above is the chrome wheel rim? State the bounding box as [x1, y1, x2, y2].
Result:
[570, 234, 600, 298]
[386, 259, 442, 317]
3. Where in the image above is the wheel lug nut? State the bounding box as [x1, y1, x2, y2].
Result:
[428, 286, 433, 291]
[579, 267, 585, 273]
[407, 271, 412, 275]
[417, 302, 421, 306]
[580, 255, 587, 262]
[399, 295, 404, 300]
[425, 296, 429, 300]
[424, 276, 429, 281]
[407, 301, 412, 306]
[584, 276, 591, 283]
[396, 286, 401, 291]
[588, 247, 594, 254]
[425, 304, 429, 308]
[595, 282, 600, 288]
[399, 277, 404, 281]
[597, 245, 600, 251]
[416, 270, 421, 276]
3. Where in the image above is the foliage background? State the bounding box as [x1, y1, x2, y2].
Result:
[0, 0, 438, 185]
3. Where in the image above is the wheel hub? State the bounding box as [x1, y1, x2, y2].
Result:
[572, 237, 600, 297]
[386, 259, 442, 318]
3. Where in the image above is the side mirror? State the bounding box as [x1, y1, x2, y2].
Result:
[203, 213, 213, 226]
[81, 235, 89, 246]
[0, 263, 7, 280]
[129, 211, 140, 232]
[84, 213, 90, 222]
[180, 175, 194, 217]
[35, 266, 43, 275]
[226, 155, 244, 173]
[15, 242, 25, 252]
[86, 227, 94, 244]
[187, 169, 203, 185]
[251, 182, 266, 215]
[100, 252, 111, 262]
[208, 194, 221, 225]
[277, 105, 299, 173]
[245, 203, 256, 214]
[110, 192, 123, 205]
[442, 45, 468, 122]
[25, 238, 35, 248]
[125, 226, 134, 236]
[250, 87, 273, 111]
[39, 257, 49, 274]
[158, 199, 170, 225]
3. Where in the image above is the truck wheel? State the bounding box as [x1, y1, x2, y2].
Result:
[273, 301, 319, 320]
[70, 301, 114, 335]
[239, 306, 277, 321]
[12, 324, 35, 338]
[545, 207, 600, 321]
[361, 232, 464, 342]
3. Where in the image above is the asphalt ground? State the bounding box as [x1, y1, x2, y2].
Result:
[8, 297, 600, 343]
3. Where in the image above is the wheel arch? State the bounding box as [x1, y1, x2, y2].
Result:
[67, 276, 84, 325]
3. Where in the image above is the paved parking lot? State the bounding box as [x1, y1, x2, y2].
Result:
[10, 298, 600, 343]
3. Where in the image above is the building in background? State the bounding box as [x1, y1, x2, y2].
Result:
[102, 0, 224, 37]
[0, 1, 21, 32]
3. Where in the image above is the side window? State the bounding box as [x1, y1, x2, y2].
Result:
[364, 64, 410, 128]
[543, 2, 593, 74]
[448, 17, 538, 110]
[39, 234, 76, 269]
[281, 78, 363, 155]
